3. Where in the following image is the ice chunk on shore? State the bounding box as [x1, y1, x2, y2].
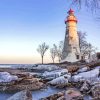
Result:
[43, 69, 68, 78]
[95, 66, 100, 69]
[0, 72, 18, 82]
[72, 68, 100, 83]
[49, 74, 71, 85]
[78, 67, 88, 73]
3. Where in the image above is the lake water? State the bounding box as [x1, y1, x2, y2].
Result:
[0, 86, 92, 100]
[0, 86, 64, 100]
[0, 92, 13, 100]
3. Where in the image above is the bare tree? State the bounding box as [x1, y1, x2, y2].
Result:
[78, 31, 87, 55]
[50, 46, 56, 63]
[72, 0, 100, 11]
[53, 41, 63, 63]
[78, 31, 97, 60]
[87, 43, 97, 59]
[37, 42, 49, 64]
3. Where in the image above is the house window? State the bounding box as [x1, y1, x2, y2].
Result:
[76, 55, 79, 59]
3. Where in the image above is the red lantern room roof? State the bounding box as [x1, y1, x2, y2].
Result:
[65, 9, 77, 24]
[68, 8, 74, 14]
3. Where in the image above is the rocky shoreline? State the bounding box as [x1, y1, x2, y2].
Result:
[0, 71, 44, 92]
[0, 61, 100, 100]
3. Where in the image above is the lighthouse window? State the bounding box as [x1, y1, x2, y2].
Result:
[81, 56, 84, 60]
[73, 47, 76, 49]
[97, 53, 100, 59]
[76, 55, 79, 59]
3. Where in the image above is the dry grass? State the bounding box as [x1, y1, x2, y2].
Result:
[67, 65, 80, 73]
[87, 60, 100, 69]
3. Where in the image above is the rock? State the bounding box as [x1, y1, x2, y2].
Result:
[7, 90, 32, 100]
[87, 60, 100, 69]
[91, 83, 100, 99]
[64, 88, 83, 100]
[57, 96, 64, 100]
[67, 65, 79, 73]
[41, 91, 64, 100]
[80, 81, 91, 93]
[0, 78, 44, 92]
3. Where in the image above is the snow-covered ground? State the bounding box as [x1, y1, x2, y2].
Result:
[0, 72, 18, 82]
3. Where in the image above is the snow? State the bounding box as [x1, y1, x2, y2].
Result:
[42, 69, 68, 79]
[33, 65, 59, 71]
[78, 67, 88, 73]
[72, 68, 100, 83]
[49, 74, 71, 85]
[0, 72, 18, 82]
[95, 66, 100, 69]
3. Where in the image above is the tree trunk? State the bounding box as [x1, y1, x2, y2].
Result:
[88, 52, 91, 59]
[42, 56, 43, 64]
[58, 58, 60, 63]
[53, 59, 55, 64]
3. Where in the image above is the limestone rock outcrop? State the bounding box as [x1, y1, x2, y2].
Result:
[64, 88, 83, 100]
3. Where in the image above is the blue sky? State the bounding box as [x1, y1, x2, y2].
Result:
[0, 0, 99, 64]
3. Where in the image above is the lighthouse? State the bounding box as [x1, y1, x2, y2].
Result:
[61, 9, 81, 62]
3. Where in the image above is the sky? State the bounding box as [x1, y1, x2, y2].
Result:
[0, 0, 99, 64]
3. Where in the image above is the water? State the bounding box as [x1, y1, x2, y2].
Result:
[0, 86, 64, 100]
[0, 92, 13, 100]
[32, 86, 64, 100]
[0, 87, 92, 100]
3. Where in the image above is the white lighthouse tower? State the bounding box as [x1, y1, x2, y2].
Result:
[61, 9, 81, 63]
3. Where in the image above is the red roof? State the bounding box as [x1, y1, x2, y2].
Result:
[65, 9, 77, 24]
[68, 8, 74, 14]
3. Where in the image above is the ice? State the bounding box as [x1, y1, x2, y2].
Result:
[78, 67, 88, 73]
[33, 65, 59, 71]
[0, 72, 18, 82]
[42, 69, 68, 79]
[95, 66, 100, 69]
[72, 68, 100, 83]
[49, 74, 71, 85]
